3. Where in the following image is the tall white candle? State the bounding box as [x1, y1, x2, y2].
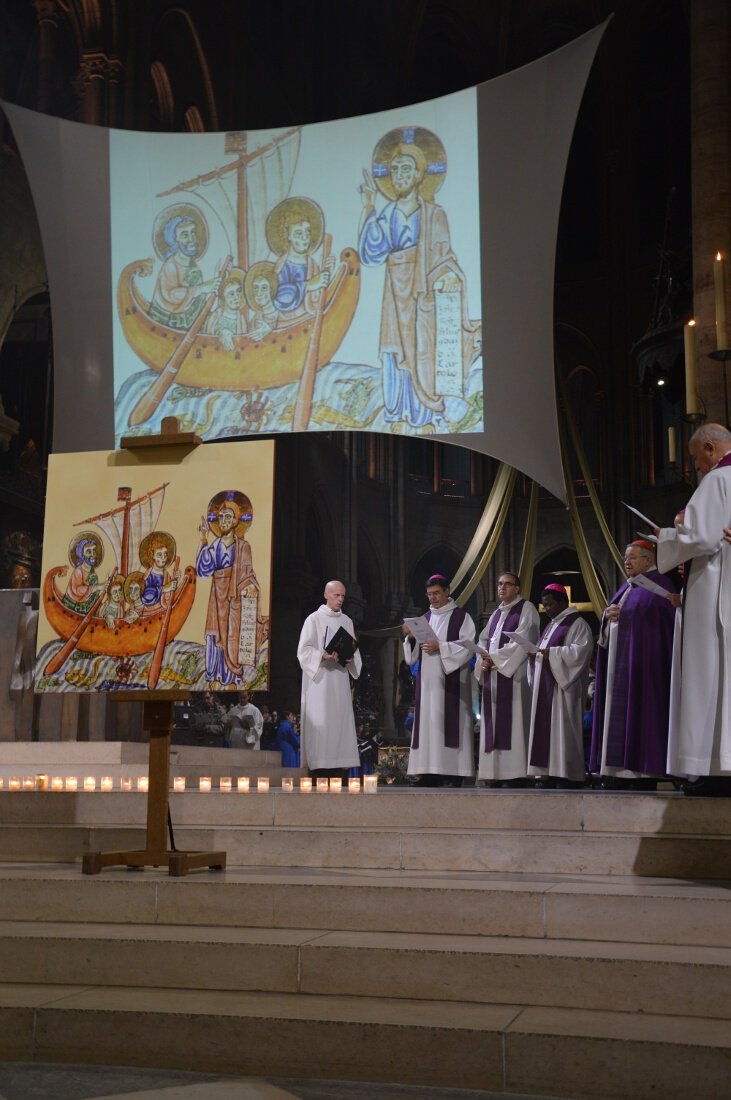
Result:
[714, 252, 728, 350]
[684, 320, 698, 414]
[173, 776, 186, 792]
[101, 776, 114, 792]
[51, 776, 64, 792]
[237, 776, 250, 792]
[667, 426, 677, 464]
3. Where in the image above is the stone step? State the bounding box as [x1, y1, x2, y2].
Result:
[1, 983, 729, 1098]
[0, 920, 728, 1020]
[2, 864, 730, 947]
[2, 788, 730, 836]
[2, 817, 730, 878]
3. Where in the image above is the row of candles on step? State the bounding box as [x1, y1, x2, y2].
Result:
[0, 774, 378, 794]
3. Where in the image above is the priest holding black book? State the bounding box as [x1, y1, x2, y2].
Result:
[297, 580, 361, 778]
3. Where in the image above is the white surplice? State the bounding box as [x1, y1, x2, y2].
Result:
[527, 609, 593, 781]
[297, 605, 361, 770]
[656, 460, 731, 775]
[405, 599, 476, 777]
[475, 597, 539, 780]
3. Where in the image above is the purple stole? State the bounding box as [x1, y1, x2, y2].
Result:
[529, 611, 581, 769]
[482, 600, 525, 752]
[411, 605, 467, 750]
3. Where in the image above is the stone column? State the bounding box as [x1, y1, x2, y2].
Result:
[32, 0, 62, 114]
[691, 1, 731, 423]
[76, 53, 124, 126]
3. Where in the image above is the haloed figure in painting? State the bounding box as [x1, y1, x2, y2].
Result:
[196, 490, 259, 688]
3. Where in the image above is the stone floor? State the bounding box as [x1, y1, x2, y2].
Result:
[0, 1064, 569, 1100]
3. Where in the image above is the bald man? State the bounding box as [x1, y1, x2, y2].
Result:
[297, 580, 361, 778]
[655, 423, 731, 786]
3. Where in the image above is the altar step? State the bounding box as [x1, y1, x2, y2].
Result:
[1, 983, 730, 1097]
[1, 864, 731, 946]
[1, 789, 730, 878]
[0, 917, 729, 1021]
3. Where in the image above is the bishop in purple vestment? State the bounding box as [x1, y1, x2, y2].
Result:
[590, 540, 679, 785]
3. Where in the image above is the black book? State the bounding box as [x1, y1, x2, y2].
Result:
[324, 626, 358, 666]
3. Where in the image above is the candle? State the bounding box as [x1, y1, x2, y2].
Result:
[137, 776, 149, 792]
[281, 777, 294, 792]
[65, 776, 78, 792]
[299, 777, 312, 792]
[348, 777, 361, 793]
[237, 776, 250, 792]
[257, 777, 270, 792]
[363, 774, 378, 794]
[667, 426, 677, 464]
[219, 776, 232, 792]
[329, 777, 342, 793]
[120, 776, 133, 791]
[35, 774, 49, 791]
[714, 252, 728, 350]
[199, 777, 212, 792]
[9, 777, 21, 791]
[101, 776, 114, 792]
[51, 776, 64, 792]
[684, 320, 698, 414]
[23, 776, 35, 791]
[316, 777, 329, 793]
[173, 776, 186, 792]
[0, 777, 3, 790]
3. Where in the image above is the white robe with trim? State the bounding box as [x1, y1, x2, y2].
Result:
[657, 461, 731, 775]
[297, 605, 361, 770]
[405, 599, 476, 777]
[527, 609, 593, 781]
[475, 598, 539, 780]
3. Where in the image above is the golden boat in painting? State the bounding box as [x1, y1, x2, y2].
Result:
[42, 565, 196, 659]
[116, 248, 360, 392]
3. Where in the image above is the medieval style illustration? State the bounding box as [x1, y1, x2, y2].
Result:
[34, 445, 273, 694]
[113, 101, 483, 442]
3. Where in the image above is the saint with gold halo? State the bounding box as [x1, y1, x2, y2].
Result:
[358, 126, 480, 432]
[196, 490, 259, 686]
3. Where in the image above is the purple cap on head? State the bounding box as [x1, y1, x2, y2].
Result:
[542, 582, 568, 597]
[426, 573, 449, 587]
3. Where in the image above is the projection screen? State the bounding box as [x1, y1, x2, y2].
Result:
[1, 19, 608, 502]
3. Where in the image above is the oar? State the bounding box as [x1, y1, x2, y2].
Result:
[44, 577, 113, 677]
[128, 256, 233, 428]
[147, 556, 188, 690]
[292, 233, 331, 432]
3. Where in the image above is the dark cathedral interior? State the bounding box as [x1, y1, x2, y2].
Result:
[1, 4, 731, 1098]
[2, 0, 713, 725]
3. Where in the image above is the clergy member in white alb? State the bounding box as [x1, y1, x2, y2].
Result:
[527, 583, 593, 787]
[655, 423, 731, 785]
[475, 571, 539, 786]
[403, 574, 476, 787]
[297, 580, 361, 778]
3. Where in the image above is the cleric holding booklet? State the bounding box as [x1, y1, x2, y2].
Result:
[403, 574, 476, 787]
[297, 580, 361, 780]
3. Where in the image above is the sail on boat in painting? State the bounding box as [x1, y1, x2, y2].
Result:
[116, 128, 361, 422]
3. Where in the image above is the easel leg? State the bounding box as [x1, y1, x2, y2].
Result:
[82, 698, 226, 876]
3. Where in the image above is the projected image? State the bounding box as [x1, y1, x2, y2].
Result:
[112, 90, 482, 441]
[34, 441, 274, 694]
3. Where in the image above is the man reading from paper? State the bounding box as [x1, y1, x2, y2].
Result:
[527, 584, 593, 788]
[589, 541, 678, 789]
[403, 574, 475, 787]
[654, 423, 731, 787]
[297, 580, 361, 780]
[475, 571, 539, 787]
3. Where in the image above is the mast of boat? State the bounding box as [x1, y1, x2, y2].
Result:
[73, 483, 169, 574]
[155, 127, 300, 270]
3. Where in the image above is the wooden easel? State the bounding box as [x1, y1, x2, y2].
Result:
[81, 418, 226, 877]
[82, 696, 226, 877]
